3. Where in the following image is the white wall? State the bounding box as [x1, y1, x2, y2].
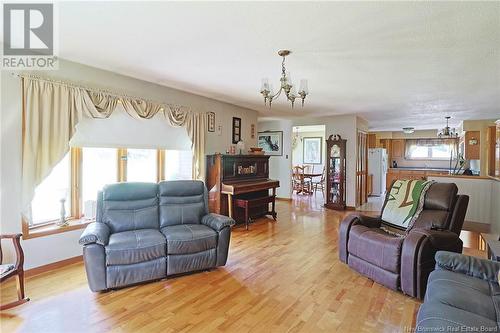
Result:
[490, 180, 500, 233]
[257, 119, 293, 199]
[292, 130, 326, 173]
[293, 115, 358, 207]
[0, 59, 258, 269]
[427, 176, 499, 231]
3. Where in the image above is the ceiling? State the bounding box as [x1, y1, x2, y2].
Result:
[38, 2, 500, 130]
[293, 125, 326, 133]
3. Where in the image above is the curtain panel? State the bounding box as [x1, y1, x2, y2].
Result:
[21, 77, 205, 221]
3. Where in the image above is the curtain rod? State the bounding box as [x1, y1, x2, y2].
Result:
[10, 72, 189, 110]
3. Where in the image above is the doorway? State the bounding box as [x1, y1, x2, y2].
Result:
[291, 125, 326, 208]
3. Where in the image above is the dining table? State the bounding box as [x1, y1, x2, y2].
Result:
[297, 173, 323, 194]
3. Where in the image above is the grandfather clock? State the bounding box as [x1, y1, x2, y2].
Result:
[325, 134, 347, 210]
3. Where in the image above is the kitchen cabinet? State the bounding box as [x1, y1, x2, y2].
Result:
[380, 139, 392, 162]
[386, 169, 399, 189]
[464, 131, 480, 160]
[391, 139, 404, 159]
[368, 134, 377, 149]
[386, 168, 447, 191]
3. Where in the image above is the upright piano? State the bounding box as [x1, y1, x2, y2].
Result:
[206, 154, 280, 227]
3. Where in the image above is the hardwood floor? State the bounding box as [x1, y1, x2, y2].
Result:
[1, 198, 484, 333]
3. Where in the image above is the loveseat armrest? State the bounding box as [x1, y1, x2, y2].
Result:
[201, 213, 235, 232]
[435, 251, 500, 283]
[79, 222, 110, 246]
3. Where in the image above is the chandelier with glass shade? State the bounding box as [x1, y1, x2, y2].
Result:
[437, 116, 459, 138]
[260, 50, 309, 108]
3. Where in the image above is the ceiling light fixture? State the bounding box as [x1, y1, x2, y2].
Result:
[260, 50, 309, 108]
[437, 116, 459, 138]
[402, 127, 415, 134]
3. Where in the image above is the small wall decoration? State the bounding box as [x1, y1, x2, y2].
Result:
[303, 137, 322, 164]
[207, 112, 215, 132]
[258, 131, 283, 156]
[232, 117, 241, 143]
[250, 124, 255, 139]
[468, 138, 478, 145]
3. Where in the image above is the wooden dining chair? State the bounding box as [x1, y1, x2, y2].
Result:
[302, 165, 314, 189]
[1, 234, 29, 311]
[313, 166, 326, 197]
[292, 166, 311, 194]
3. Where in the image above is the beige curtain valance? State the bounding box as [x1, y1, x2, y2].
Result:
[21, 76, 205, 220]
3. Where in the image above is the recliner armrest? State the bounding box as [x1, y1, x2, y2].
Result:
[79, 222, 110, 246]
[435, 251, 500, 283]
[408, 229, 460, 249]
[343, 214, 382, 228]
[201, 213, 235, 232]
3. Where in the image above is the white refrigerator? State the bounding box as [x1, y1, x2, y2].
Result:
[368, 148, 388, 197]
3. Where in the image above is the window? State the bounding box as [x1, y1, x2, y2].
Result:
[405, 139, 457, 160]
[27, 146, 193, 234]
[126, 148, 157, 182]
[81, 148, 118, 218]
[164, 150, 192, 180]
[31, 153, 71, 226]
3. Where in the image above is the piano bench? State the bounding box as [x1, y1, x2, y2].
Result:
[233, 195, 277, 230]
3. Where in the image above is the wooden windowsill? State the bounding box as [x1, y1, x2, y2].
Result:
[23, 218, 92, 240]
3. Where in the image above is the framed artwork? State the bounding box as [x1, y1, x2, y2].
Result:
[303, 137, 322, 164]
[258, 131, 283, 156]
[250, 124, 255, 139]
[207, 112, 215, 132]
[232, 117, 241, 143]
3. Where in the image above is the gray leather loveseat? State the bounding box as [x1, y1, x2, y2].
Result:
[416, 251, 500, 331]
[79, 180, 234, 291]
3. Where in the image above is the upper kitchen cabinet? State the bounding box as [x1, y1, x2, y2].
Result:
[368, 134, 377, 149]
[391, 139, 405, 159]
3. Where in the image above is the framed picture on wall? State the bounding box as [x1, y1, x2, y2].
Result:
[207, 112, 215, 132]
[258, 131, 283, 156]
[303, 137, 322, 164]
[232, 117, 241, 143]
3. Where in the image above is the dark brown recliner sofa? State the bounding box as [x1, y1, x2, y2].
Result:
[339, 182, 469, 299]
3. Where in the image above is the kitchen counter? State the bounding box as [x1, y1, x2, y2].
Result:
[427, 174, 490, 180]
[388, 167, 451, 172]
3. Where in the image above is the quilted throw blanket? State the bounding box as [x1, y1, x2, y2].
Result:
[381, 179, 434, 232]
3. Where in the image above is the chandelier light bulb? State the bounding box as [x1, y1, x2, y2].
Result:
[261, 78, 270, 92]
[299, 79, 308, 94]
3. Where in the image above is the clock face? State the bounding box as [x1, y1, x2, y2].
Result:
[331, 145, 340, 158]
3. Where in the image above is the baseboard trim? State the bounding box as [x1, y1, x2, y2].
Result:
[346, 206, 356, 211]
[463, 221, 491, 233]
[26, 255, 83, 278]
[276, 197, 292, 201]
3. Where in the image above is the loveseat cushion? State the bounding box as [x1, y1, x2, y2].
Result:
[105, 229, 166, 266]
[425, 269, 500, 322]
[105, 205, 159, 233]
[161, 224, 217, 255]
[101, 182, 159, 233]
[347, 225, 404, 273]
[158, 180, 207, 227]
